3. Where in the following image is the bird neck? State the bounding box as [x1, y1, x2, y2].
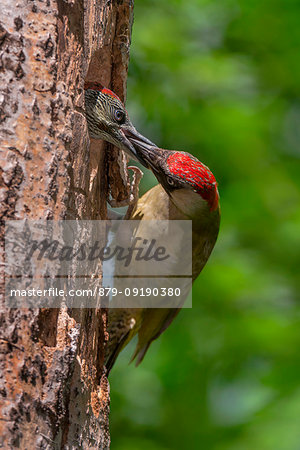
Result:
[134, 184, 219, 228]
[169, 188, 220, 241]
[169, 188, 211, 219]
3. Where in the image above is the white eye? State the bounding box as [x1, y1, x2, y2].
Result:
[167, 176, 175, 186]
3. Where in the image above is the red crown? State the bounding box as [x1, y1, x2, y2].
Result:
[84, 81, 121, 101]
[167, 152, 219, 211]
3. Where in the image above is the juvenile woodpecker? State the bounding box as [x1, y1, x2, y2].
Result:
[106, 141, 220, 372]
[84, 82, 155, 163]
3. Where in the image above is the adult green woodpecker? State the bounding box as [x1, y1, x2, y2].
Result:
[83, 82, 220, 371]
[105, 141, 220, 372]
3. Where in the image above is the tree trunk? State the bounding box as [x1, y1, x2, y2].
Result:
[0, 0, 133, 448]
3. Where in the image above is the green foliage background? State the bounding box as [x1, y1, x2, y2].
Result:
[110, 1, 300, 448]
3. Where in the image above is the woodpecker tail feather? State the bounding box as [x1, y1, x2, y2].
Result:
[131, 342, 151, 367]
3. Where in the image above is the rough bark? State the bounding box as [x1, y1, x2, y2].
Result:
[0, 0, 133, 448]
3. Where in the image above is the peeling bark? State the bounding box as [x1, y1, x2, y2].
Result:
[0, 0, 133, 448]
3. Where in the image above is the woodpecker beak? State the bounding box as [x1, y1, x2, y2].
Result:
[128, 139, 163, 172]
[121, 128, 157, 164]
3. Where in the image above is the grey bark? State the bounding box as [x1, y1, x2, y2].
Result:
[0, 0, 133, 448]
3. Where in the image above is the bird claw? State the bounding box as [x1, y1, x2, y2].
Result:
[108, 166, 143, 219]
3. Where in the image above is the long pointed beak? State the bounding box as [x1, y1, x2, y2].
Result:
[121, 127, 157, 165]
[127, 138, 162, 171]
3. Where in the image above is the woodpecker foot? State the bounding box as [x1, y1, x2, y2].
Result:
[108, 166, 143, 219]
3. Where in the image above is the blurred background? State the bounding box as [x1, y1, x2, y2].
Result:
[110, 0, 300, 448]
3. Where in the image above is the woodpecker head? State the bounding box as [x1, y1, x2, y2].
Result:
[84, 82, 156, 162]
[130, 140, 219, 216]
